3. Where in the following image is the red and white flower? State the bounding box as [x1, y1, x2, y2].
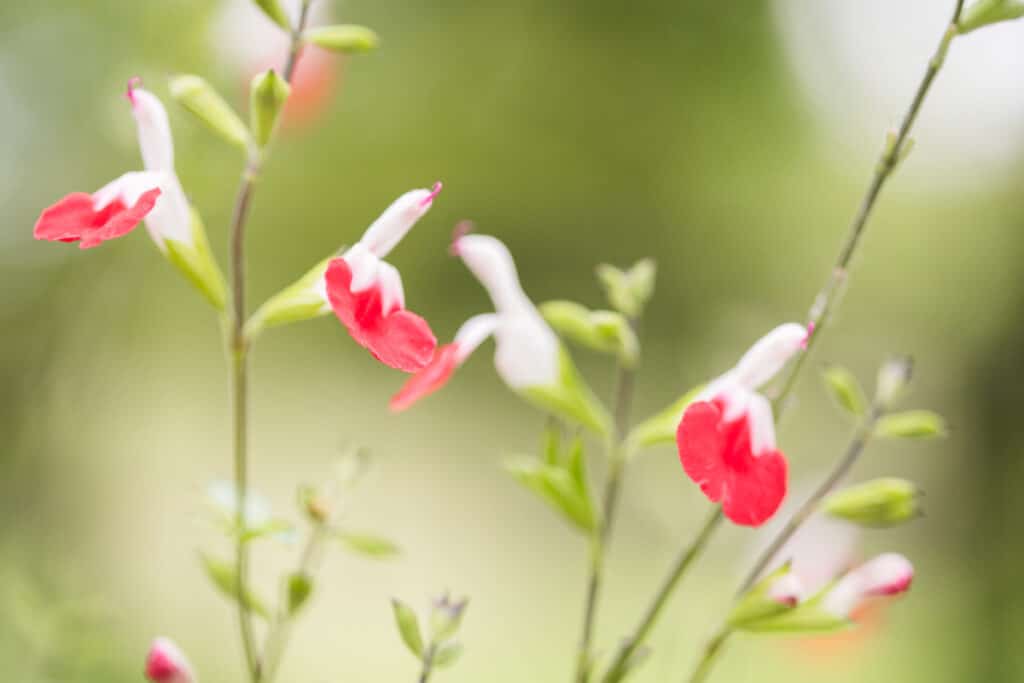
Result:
[676, 323, 809, 526]
[391, 233, 561, 410]
[145, 637, 196, 683]
[323, 184, 442, 372]
[34, 81, 192, 251]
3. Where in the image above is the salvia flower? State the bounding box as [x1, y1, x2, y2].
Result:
[323, 184, 442, 372]
[676, 323, 808, 526]
[392, 233, 610, 434]
[145, 637, 196, 683]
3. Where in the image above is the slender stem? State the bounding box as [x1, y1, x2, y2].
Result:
[575, 349, 638, 682]
[773, 0, 965, 415]
[737, 405, 882, 594]
[600, 507, 724, 683]
[684, 626, 732, 683]
[283, 0, 314, 82]
[419, 644, 437, 683]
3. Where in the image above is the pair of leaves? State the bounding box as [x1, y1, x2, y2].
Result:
[505, 436, 595, 534]
[540, 301, 639, 367]
[391, 600, 464, 668]
[199, 554, 271, 619]
[596, 259, 656, 319]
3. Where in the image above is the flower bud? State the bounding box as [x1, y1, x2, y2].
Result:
[875, 355, 913, 409]
[245, 257, 332, 337]
[429, 593, 469, 642]
[540, 300, 639, 367]
[823, 478, 922, 528]
[252, 0, 291, 29]
[250, 69, 291, 148]
[169, 75, 251, 149]
[958, 0, 1024, 33]
[729, 564, 801, 629]
[304, 25, 380, 54]
[145, 638, 195, 683]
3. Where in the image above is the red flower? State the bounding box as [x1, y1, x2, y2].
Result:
[390, 343, 460, 411]
[676, 323, 808, 526]
[34, 173, 162, 249]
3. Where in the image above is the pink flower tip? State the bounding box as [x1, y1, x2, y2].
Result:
[125, 76, 142, 105]
[420, 181, 443, 208]
[800, 321, 816, 350]
[449, 220, 474, 256]
[145, 637, 193, 683]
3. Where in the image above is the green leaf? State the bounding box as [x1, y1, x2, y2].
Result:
[287, 572, 313, 616]
[542, 421, 561, 467]
[239, 519, 294, 542]
[432, 641, 464, 669]
[626, 384, 704, 451]
[334, 531, 401, 559]
[391, 599, 424, 658]
[874, 410, 947, 439]
[821, 365, 867, 417]
[251, 0, 291, 29]
[163, 208, 227, 311]
[304, 25, 380, 54]
[199, 554, 270, 618]
[250, 69, 291, 148]
[504, 458, 595, 533]
[521, 347, 612, 437]
[596, 259, 657, 318]
[169, 75, 250, 149]
[539, 301, 639, 366]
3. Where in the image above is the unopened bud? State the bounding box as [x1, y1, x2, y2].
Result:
[540, 301, 639, 366]
[823, 478, 922, 528]
[145, 638, 195, 683]
[958, 0, 1024, 34]
[250, 69, 291, 148]
[304, 25, 380, 54]
[728, 563, 801, 630]
[429, 593, 469, 642]
[875, 355, 913, 408]
[169, 74, 251, 149]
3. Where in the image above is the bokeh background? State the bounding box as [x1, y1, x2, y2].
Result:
[2, 0, 1023, 681]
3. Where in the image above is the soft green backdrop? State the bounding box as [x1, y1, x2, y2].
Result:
[2, 1, 1022, 681]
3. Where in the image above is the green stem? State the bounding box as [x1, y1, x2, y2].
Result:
[773, 0, 966, 415]
[575, 353, 637, 682]
[684, 626, 732, 683]
[419, 644, 437, 683]
[600, 507, 724, 683]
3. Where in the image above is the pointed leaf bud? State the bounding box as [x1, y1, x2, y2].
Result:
[304, 25, 380, 54]
[596, 258, 657, 319]
[823, 478, 923, 528]
[540, 301, 639, 367]
[169, 75, 251, 150]
[251, 0, 291, 29]
[429, 593, 469, 642]
[875, 410, 948, 439]
[250, 69, 291, 148]
[959, 0, 1024, 33]
[246, 257, 332, 337]
[145, 638, 195, 683]
[391, 598, 425, 658]
[875, 355, 913, 409]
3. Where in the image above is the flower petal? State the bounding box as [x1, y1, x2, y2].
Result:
[677, 401, 729, 503]
[722, 446, 787, 526]
[389, 343, 460, 412]
[325, 257, 436, 372]
[34, 185, 162, 249]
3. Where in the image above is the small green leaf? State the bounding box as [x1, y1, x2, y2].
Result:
[566, 437, 588, 494]
[521, 347, 612, 437]
[875, 410, 947, 439]
[239, 519, 294, 542]
[432, 641, 464, 669]
[287, 572, 313, 615]
[199, 554, 270, 618]
[169, 75, 250, 149]
[304, 25, 380, 54]
[542, 420, 561, 467]
[596, 259, 656, 318]
[539, 301, 639, 366]
[504, 458, 595, 533]
[391, 599, 424, 658]
[822, 365, 867, 417]
[334, 531, 401, 559]
[626, 384, 704, 451]
[251, 0, 291, 29]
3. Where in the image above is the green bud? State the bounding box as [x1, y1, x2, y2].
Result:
[540, 301, 639, 366]
[251, 0, 291, 29]
[287, 572, 313, 615]
[729, 563, 799, 630]
[391, 598, 424, 658]
[958, 0, 1024, 33]
[823, 478, 923, 528]
[875, 356, 913, 409]
[169, 74, 251, 149]
[250, 69, 291, 148]
[429, 593, 469, 642]
[245, 257, 332, 338]
[875, 410, 947, 439]
[596, 259, 656, 319]
[304, 25, 380, 54]
[822, 365, 867, 417]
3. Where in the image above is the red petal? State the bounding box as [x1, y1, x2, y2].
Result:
[389, 344, 460, 412]
[34, 187, 161, 249]
[677, 401, 729, 502]
[325, 258, 437, 372]
[677, 399, 788, 527]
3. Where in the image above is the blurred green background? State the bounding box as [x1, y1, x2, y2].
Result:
[2, 0, 1023, 681]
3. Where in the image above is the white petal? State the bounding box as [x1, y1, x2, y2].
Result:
[92, 171, 165, 210]
[767, 572, 805, 606]
[822, 553, 913, 618]
[456, 234, 534, 315]
[144, 173, 193, 248]
[453, 313, 500, 363]
[376, 261, 405, 315]
[493, 310, 560, 389]
[745, 393, 777, 455]
[359, 186, 438, 259]
[131, 88, 175, 173]
[343, 242, 380, 292]
[731, 322, 807, 390]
